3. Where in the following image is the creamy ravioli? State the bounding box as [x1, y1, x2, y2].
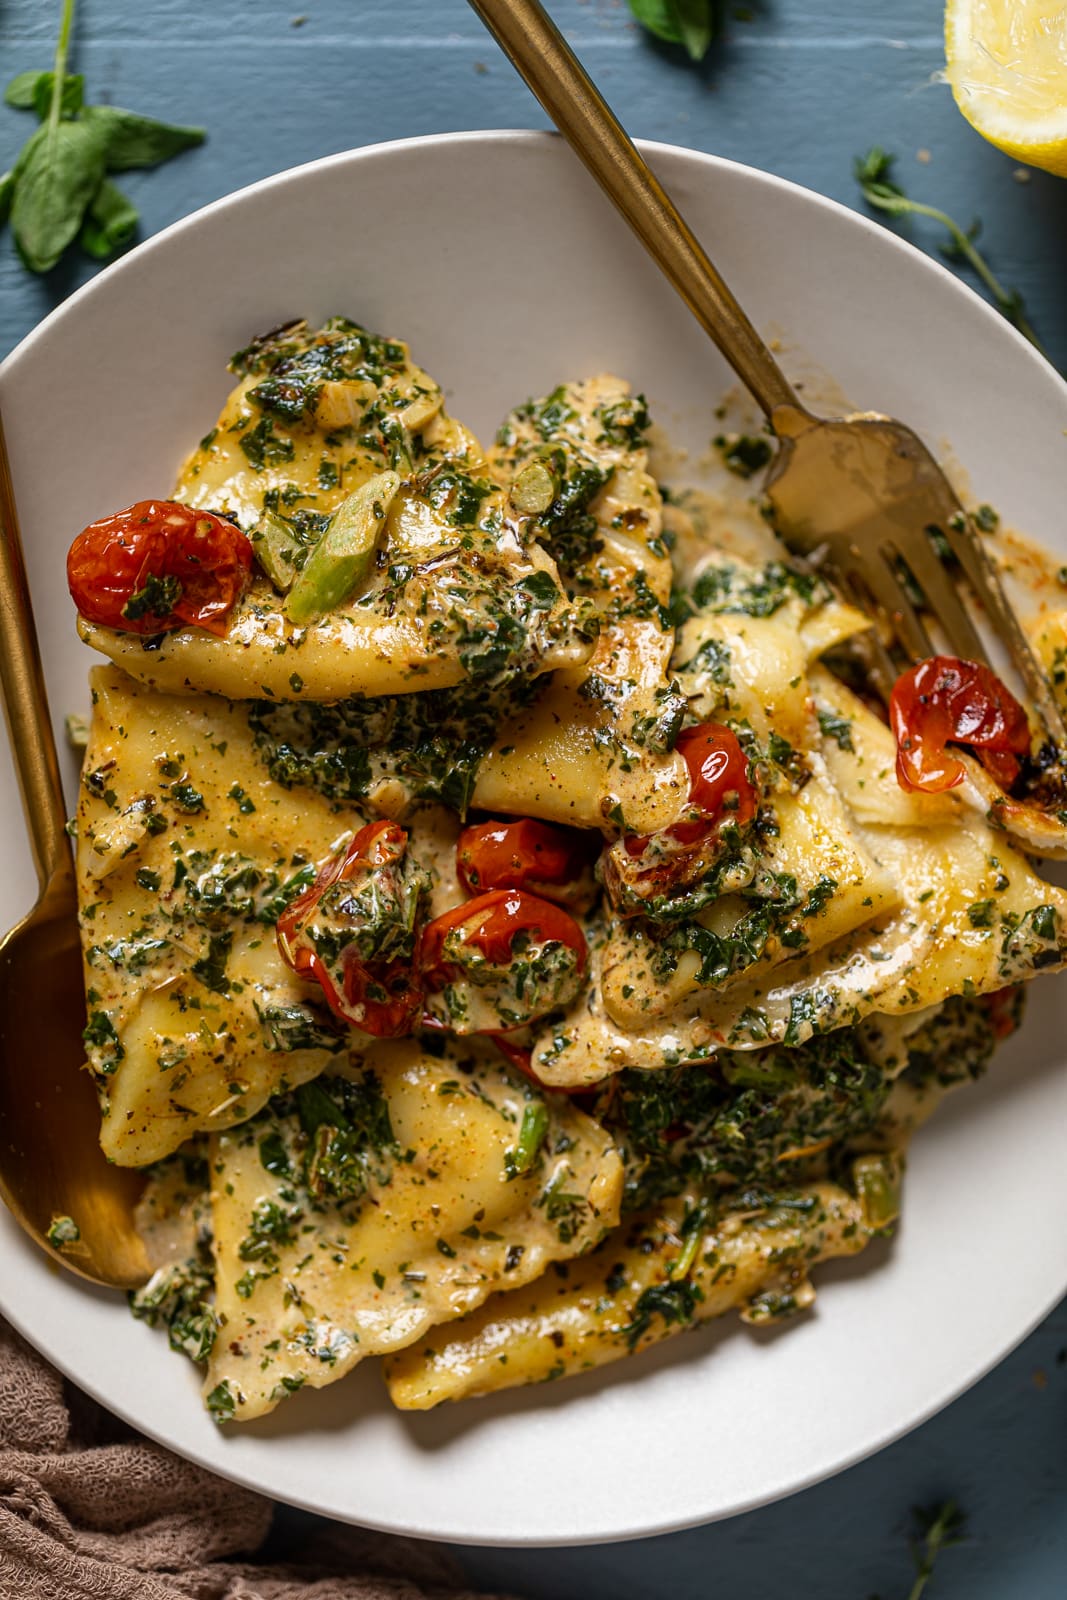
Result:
[61, 316, 1067, 1420]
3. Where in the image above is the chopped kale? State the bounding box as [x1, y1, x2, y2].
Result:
[205, 1379, 236, 1423]
[130, 1257, 217, 1363]
[690, 559, 829, 619]
[249, 673, 540, 819]
[254, 1004, 342, 1056]
[191, 931, 233, 995]
[597, 1027, 890, 1211]
[713, 432, 773, 478]
[82, 1008, 125, 1071]
[296, 1074, 397, 1205]
[122, 572, 182, 624]
[596, 393, 650, 449]
[620, 1280, 703, 1350]
[239, 416, 296, 471]
[816, 706, 854, 752]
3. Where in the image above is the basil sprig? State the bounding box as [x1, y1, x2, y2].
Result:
[0, 0, 205, 273]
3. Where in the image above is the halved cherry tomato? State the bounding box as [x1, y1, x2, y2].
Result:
[67, 500, 253, 637]
[624, 721, 757, 858]
[276, 821, 425, 1038]
[487, 1031, 593, 1095]
[421, 889, 587, 1034]
[889, 656, 1031, 794]
[674, 721, 759, 834]
[457, 818, 593, 904]
[982, 983, 1024, 1041]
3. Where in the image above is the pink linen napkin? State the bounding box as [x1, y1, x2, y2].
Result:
[0, 1318, 513, 1600]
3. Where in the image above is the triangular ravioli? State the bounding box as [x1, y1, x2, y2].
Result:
[203, 1041, 622, 1420]
[77, 319, 596, 703]
[75, 665, 363, 1163]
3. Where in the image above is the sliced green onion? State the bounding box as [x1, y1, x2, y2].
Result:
[853, 1152, 901, 1231]
[510, 459, 557, 515]
[286, 470, 399, 625]
[504, 1100, 550, 1180]
[251, 507, 300, 593]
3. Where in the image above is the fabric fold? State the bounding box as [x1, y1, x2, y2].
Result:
[0, 1320, 509, 1600]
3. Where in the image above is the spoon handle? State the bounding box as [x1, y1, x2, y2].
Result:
[467, 0, 802, 421]
[0, 415, 71, 892]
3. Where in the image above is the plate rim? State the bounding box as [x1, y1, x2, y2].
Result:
[1, 128, 1066, 1547]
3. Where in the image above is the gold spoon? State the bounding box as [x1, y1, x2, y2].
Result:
[0, 415, 148, 1288]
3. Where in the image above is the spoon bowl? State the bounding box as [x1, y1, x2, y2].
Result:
[0, 419, 147, 1289]
[0, 863, 147, 1288]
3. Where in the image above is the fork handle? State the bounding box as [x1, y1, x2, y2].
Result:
[468, 0, 804, 422]
[0, 414, 71, 892]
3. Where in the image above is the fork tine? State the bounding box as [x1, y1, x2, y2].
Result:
[833, 538, 934, 665]
[889, 530, 991, 667]
[943, 515, 1067, 749]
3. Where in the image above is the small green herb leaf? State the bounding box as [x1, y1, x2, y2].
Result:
[4, 71, 45, 110]
[628, 0, 717, 61]
[80, 176, 138, 259]
[82, 104, 205, 171]
[11, 117, 108, 272]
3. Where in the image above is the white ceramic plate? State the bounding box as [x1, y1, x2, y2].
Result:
[2, 132, 1066, 1547]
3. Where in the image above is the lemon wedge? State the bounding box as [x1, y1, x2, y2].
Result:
[945, 0, 1067, 175]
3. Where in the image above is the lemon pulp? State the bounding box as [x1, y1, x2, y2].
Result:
[945, 0, 1067, 174]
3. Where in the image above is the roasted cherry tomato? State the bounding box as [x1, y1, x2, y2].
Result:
[673, 721, 759, 835]
[487, 1031, 592, 1095]
[605, 722, 758, 915]
[276, 821, 427, 1038]
[421, 889, 587, 1034]
[624, 722, 757, 857]
[67, 500, 253, 637]
[456, 818, 593, 905]
[889, 656, 1031, 794]
[982, 983, 1024, 1041]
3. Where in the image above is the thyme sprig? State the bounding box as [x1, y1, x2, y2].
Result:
[855, 149, 1047, 359]
[906, 1500, 967, 1600]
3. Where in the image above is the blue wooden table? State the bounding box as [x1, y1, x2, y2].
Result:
[2, 2, 1065, 1594]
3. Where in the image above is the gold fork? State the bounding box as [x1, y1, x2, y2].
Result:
[469, 0, 1067, 753]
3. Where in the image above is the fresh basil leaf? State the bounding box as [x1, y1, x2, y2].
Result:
[32, 70, 84, 121]
[4, 70, 84, 118]
[80, 176, 138, 259]
[4, 70, 47, 109]
[627, 0, 716, 60]
[673, 0, 714, 60]
[10, 116, 107, 272]
[628, 0, 681, 43]
[82, 104, 205, 171]
[0, 171, 14, 227]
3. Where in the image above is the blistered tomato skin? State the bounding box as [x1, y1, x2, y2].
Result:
[625, 721, 757, 856]
[67, 500, 254, 637]
[276, 821, 425, 1038]
[421, 889, 587, 1035]
[890, 656, 1031, 794]
[456, 818, 592, 902]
